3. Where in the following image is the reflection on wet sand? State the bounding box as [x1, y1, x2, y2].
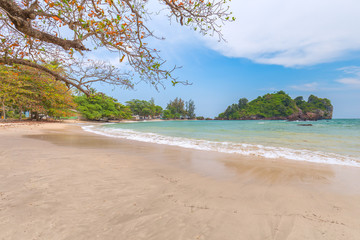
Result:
[224, 158, 334, 184]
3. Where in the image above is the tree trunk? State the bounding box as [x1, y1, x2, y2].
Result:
[31, 111, 36, 120]
[30, 111, 39, 121]
[1, 100, 5, 120]
[19, 106, 22, 121]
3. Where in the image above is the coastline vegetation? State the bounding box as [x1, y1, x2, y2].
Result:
[162, 98, 196, 120]
[74, 93, 132, 121]
[126, 99, 163, 119]
[0, 72, 198, 122]
[0, 71, 333, 123]
[217, 91, 333, 120]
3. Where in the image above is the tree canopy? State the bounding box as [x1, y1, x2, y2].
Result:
[295, 94, 333, 115]
[74, 93, 132, 120]
[185, 99, 196, 119]
[163, 97, 195, 119]
[125, 98, 162, 118]
[0, 0, 233, 94]
[0, 64, 76, 120]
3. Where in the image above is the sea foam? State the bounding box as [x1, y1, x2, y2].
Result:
[82, 125, 360, 168]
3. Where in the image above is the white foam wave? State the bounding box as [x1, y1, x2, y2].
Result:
[82, 125, 360, 167]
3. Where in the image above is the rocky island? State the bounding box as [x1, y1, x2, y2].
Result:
[217, 91, 333, 121]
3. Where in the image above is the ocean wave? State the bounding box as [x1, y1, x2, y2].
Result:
[82, 125, 360, 167]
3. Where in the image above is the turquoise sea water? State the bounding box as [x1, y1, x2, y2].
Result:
[83, 119, 360, 167]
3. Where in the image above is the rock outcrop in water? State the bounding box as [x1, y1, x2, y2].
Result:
[217, 91, 333, 121]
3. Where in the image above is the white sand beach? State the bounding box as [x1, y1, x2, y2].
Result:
[0, 122, 360, 240]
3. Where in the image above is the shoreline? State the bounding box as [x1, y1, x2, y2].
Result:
[81, 121, 360, 169]
[1, 122, 360, 239]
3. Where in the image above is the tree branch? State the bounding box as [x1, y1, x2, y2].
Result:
[0, 0, 88, 51]
[0, 57, 89, 95]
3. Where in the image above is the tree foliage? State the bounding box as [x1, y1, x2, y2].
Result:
[74, 93, 132, 120]
[0, 64, 76, 120]
[163, 97, 195, 119]
[0, 0, 233, 93]
[218, 91, 333, 120]
[185, 99, 196, 119]
[163, 97, 185, 119]
[295, 94, 333, 115]
[125, 98, 162, 118]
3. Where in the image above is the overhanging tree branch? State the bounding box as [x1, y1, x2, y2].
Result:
[0, 0, 233, 93]
[0, 57, 89, 95]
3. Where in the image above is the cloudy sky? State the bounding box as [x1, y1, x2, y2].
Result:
[97, 0, 360, 118]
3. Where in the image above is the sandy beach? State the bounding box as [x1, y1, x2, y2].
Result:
[0, 122, 360, 240]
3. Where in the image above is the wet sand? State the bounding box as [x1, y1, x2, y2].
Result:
[0, 122, 360, 239]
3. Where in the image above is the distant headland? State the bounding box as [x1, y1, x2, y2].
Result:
[216, 91, 333, 121]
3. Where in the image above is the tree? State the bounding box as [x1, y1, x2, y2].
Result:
[0, 68, 18, 119]
[0, 0, 233, 94]
[126, 99, 162, 118]
[165, 97, 186, 119]
[220, 103, 239, 119]
[162, 109, 172, 120]
[185, 99, 196, 119]
[155, 105, 163, 117]
[74, 93, 132, 120]
[0, 64, 76, 120]
[294, 96, 304, 102]
[238, 98, 248, 109]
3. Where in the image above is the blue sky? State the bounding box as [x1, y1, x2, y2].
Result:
[96, 0, 360, 118]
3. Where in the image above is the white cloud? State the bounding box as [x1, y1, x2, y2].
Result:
[289, 82, 319, 91]
[336, 78, 360, 88]
[337, 66, 360, 76]
[334, 66, 360, 88]
[204, 0, 360, 67]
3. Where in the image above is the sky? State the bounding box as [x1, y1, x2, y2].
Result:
[96, 0, 360, 118]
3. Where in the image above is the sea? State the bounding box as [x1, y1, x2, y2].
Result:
[82, 119, 360, 167]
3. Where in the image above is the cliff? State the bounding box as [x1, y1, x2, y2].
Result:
[217, 91, 333, 121]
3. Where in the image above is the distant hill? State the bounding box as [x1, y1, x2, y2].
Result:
[217, 91, 333, 121]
